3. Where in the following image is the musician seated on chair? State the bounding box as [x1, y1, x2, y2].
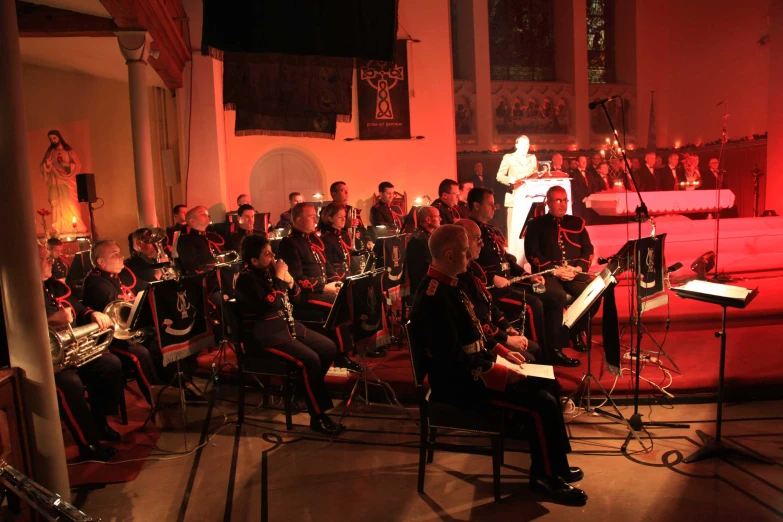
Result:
[40, 244, 124, 462]
[82, 239, 161, 405]
[524, 186, 596, 356]
[175, 206, 221, 276]
[277, 202, 360, 373]
[46, 237, 68, 281]
[318, 202, 353, 280]
[431, 179, 461, 225]
[235, 234, 344, 435]
[455, 218, 540, 362]
[227, 204, 263, 252]
[126, 228, 167, 284]
[275, 192, 304, 230]
[409, 225, 587, 506]
[456, 180, 473, 219]
[370, 181, 403, 230]
[406, 206, 441, 295]
[467, 187, 578, 368]
[325, 181, 373, 249]
[166, 204, 188, 255]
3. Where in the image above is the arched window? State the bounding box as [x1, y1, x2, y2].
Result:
[587, 0, 615, 83]
[488, 0, 555, 82]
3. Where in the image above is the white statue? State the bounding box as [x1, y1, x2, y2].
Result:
[40, 130, 87, 235]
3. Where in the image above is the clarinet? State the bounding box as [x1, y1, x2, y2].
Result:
[280, 291, 297, 339]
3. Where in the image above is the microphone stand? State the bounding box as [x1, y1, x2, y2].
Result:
[592, 100, 689, 451]
[712, 103, 729, 281]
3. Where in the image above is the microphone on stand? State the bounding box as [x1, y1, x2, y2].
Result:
[588, 95, 620, 110]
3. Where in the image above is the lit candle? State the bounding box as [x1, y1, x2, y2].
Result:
[71, 216, 77, 229]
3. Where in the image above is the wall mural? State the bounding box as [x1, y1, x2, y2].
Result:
[492, 82, 574, 137]
[588, 84, 636, 142]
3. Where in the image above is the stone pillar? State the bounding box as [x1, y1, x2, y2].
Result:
[0, 0, 70, 498]
[117, 31, 159, 228]
[572, 0, 590, 149]
[472, 0, 495, 151]
[766, 0, 783, 214]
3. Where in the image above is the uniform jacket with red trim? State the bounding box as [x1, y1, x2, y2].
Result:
[51, 257, 68, 280]
[459, 261, 512, 344]
[235, 266, 305, 347]
[176, 227, 219, 276]
[43, 278, 94, 325]
[405, 227, 432, 295]
[431, 198, 460, 225]
[524, 213, 594, 273]
[410, 266, 513, 406]
[456, 201, 470, 219]
[369, 201, 403, 228]
[277, 229, 334, 295]
[319, 225, 351, 281]
[82, 268, 143, 313]
[470, 217, 525, 281]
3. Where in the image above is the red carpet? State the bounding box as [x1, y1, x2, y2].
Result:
[66, 383, 161, 487]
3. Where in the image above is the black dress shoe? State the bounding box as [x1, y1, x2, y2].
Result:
[320, 415, 347, 433]
[309, 415, 342, 435]
[571, 334, 589, 353]
[560, 466, 584, 483]
[78, 443, 118, 462]
[98, 422, 122, 442]
[530, 476, 588, 506]
[551, 351, 580, 368]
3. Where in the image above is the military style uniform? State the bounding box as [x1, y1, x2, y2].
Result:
[524, 213, 595, 349]
[81, 267, 160, 403]
[44, 278, 123, 450]
[227, 227, 261, 253]
[124, 252, 158, 285]
[235, 266, 337, 417]
[410, 266, 573, 479]
[51, 256, 68, 280]
[275, 209, 294, 230]
[277, 228, 354, 355]
[319, 223, 352, 281]
[369, 201, 403, 230]
[431, 198, 460, 225]
[405, 226, 432, 296]
[175, 227, 221, 276]
[456, 200, 470, 219]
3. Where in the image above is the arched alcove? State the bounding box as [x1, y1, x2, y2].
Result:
[249, 147, 325, 222]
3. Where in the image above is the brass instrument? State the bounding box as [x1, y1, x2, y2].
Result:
[347, 207, 357, 250]
[103, 297, 143, 341]
[142, 227, 179, 280]
[49, 322, 114, 373]
[0, 459, 99, 521]
[485, 268, 556, 290]
[214, 250, 239, 264]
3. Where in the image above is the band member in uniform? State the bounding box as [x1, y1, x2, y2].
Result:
[175, 206, 221, 276]
[318, 202, 353, 281]
[525, 186, 595, 354]
[166, 204, 188, 254]
[406, 206, 441, 295]
[227, 204, 262, 252]
[126, 228, 167, 284]
[370, 181, 403, 229]
[409, 226, 587, 506]
[82, 239, 160, 404]
[467, 187, 578, 367]
[275, 192, 304, 230]
[457, 180, 473, 218]
[40, 245, 123, 462]
[326, 181, 373, 249]
[46, 237, 69, 281]
[431, 179, 461, 225]
[235, 235, 345, 435]
[278, 203, 359, 372]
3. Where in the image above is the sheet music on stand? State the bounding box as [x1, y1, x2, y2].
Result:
[673, 280, 758, 309]
[563, 268, 614, 328]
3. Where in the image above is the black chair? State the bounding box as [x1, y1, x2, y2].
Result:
[226, 300, 299, 430]
[403, 322, 506, 503]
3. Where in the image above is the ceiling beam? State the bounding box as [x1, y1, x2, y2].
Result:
[16, 3, 121, 38]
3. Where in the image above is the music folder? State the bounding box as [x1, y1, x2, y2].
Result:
[324, 269, 386, 330]
[672, 280, 758, 309]
[562, 267, 614, 328]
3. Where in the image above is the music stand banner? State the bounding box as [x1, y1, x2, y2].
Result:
[349, 271, 390, 352]
[378, 234, 409, 302]
[357, 40, 411, 140]
[150, 275, 214, 366]
[637, 234, 668, 312]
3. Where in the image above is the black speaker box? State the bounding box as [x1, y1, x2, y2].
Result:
[76, 173, 97, 203]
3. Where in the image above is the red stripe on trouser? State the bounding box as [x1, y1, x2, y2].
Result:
[56, 387, 88, 446]
[525, 304, 538, 342]
[335, 327, 345, 353]
[489, 399, 551, 476]
[264, 348, 321, 415]
[110, 347, 151, 391]
[499, 298, 523, 307]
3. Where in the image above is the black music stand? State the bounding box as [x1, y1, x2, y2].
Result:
[564, 266, 647, 449]
[672, 281, 772, 464]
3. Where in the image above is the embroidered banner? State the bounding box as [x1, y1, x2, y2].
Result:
[349, 271, 390, 352]
[357, 40, 411, 140]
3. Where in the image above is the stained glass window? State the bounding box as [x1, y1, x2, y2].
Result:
[488, 0, 555, 82]
[586, 0, 615, 83]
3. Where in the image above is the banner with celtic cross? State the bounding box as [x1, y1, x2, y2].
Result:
[358, 40, 411, 140]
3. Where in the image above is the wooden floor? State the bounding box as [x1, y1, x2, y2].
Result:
[74, 386, 783, 522]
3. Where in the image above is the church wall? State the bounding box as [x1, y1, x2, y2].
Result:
[221, 0, 457, 220]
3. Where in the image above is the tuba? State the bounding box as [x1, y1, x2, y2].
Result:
[145, 227, 179, 281]
[49, 322, 114, 373]
[103, 299, 144, 341]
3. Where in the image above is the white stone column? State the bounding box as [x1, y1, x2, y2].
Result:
[0, 0, 70, 498]
[472, 0, 494, 151]
[117, 31, 159, 228]
[766, 0, 783, 214]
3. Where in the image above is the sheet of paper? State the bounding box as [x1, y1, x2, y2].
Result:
[495, 357, 556, 380]
[680, 279, 753, 301]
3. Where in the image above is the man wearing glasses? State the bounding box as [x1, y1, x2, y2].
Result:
[431, 179, 461, 225]
[524, 186, 595, 355]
